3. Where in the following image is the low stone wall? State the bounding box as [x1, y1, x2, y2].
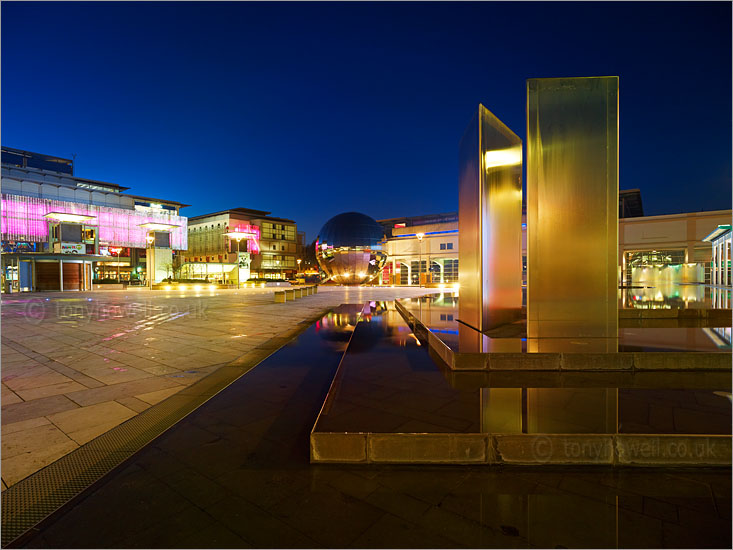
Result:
[311, 432, 731, 466]
[396, 300, 732, 372]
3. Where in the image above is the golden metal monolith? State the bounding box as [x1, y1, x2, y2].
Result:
[458, 104, 523, 333]
[526, 76, 619, 348]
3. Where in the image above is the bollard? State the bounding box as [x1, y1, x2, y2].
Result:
[294, 288, 302, 298]
[313, 285, 318, 294]
[274, 291, 286, 303]
[305, 286, 312, 296]
[285, 289, 295, 301]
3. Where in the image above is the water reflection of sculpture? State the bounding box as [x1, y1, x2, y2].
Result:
[315, 212, 387, 285]
[316, 302, 389, 352]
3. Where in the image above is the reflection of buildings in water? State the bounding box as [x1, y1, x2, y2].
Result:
[316, 306, 360, 342]
[703, 326, 732, 348]
[621, 328, 727, 351]
[316, 301, 391, 343]
[399, 294, 459, 331]
[711, 287, 731, 309]
[623, 283, 709, 309]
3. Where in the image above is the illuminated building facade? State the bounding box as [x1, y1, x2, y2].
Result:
[379, 200, 730, 288]
[1, 147, 188, 292]
[378, 212, 459, 286]
[621, 210, 731, 286]
[702, 224, 732, 287]
[182, 207, 299, 282]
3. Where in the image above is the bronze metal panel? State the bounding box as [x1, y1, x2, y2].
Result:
[35, 261, 60, 291]
[526, 76, 619, 341]
[458, 104, 523, 331]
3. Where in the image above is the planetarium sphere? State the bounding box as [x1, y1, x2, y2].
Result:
[316, 212, 387, 285]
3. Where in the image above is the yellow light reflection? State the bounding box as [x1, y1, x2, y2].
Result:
[484, 146, 521, 169]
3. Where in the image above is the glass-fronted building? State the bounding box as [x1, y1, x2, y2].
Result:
[1, 147, 188, 291]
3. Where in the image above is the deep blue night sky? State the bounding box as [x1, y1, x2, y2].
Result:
[2, 1, 731, 240]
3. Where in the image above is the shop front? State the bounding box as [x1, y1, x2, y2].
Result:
[1, 252, 123, 292]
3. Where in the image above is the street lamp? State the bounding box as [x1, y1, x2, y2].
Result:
[416, 233, 425, 287]
[232, 236, 244, 288]
[146, 233, 155, 290]
[224, 228, 258, 288]
[297, 258, 302, 272]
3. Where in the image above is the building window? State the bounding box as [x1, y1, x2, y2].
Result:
[443, 259, 458, 283]
[399, 262, 409, 285]
[440, 243, 446, 250]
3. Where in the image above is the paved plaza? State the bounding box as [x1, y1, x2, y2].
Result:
[0, 286, 434, 489]
[12, 311, 731, 549]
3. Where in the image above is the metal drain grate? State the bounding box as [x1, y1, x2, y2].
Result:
[1, 309, 328, 548]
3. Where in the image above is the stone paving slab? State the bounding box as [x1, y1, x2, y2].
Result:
[1, 286, 435, 489]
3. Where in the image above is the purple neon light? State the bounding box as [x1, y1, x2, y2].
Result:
[1, 194, 188, 249]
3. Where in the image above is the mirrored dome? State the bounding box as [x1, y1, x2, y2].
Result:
[316, 212, 387, 285]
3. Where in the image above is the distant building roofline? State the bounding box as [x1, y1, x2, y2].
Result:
[128, 194, 191, 208]
[1, 146, 73, 164]
[2, 165, 130, 192]
[377, 211, 459, 224]
[188, 207, 295, 224]
[189, 207, 271, 220]
[703, 224, 732, 242]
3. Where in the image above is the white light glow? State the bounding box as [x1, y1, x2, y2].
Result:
[223, 231, 256, 240]
[138, 222, 180, 231]
[44, 212, 96, 223]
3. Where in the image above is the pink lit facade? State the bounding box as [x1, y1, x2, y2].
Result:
[1, 194, 187, 249]
[230, 224, 261, 254]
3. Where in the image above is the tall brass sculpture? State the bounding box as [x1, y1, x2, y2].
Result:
[526, 76, 619, 348]
[458, 104, 523, 333]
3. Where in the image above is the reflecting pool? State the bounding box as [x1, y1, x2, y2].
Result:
[398, 293, 732, 352]
[314, 301, 731, 437]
